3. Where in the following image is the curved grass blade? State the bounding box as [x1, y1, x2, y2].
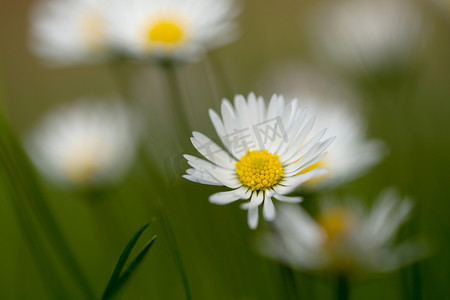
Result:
[102, 223, 150, 295]
[109, 236, 157, 299]
[102, 223, 157, 300]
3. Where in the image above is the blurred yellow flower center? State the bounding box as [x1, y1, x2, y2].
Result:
[81, 12, 105, 50]
[65, 143, 102, 185]
[318, 208, 355, 241]
[148, 21, 184, 44]
[236, 150, 283, 191]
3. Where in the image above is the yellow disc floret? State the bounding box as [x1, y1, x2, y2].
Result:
[235, 150, 284, 191]
[65, 144, 102, 185]
[148, 21, 184, 44]
[318, 208, 356, 241]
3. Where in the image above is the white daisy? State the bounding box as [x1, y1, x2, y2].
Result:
[183, 93, 335, 229]
[104, 0, 240, 61]
[257, 64, 386, 189]
[25, 98, 138, 187]
[259, 190, 426, 275]
[30, 0, 110, 66]
[308, 0, 424, 70]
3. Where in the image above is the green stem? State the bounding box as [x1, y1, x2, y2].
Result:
[158, 199, 192, 300]
[206, 53, 234, 98]
[160, 60, 191, 140]
[82, 188, 127, 251]
[335, 275, 350, 300]
[137, 145, 192, 300]
[279, 264, 300, 300]
[108, 56, 134, 103]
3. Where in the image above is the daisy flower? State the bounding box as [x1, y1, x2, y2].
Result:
[25, 98, 138, 187]
[258, 64, 386, 189]
[259, 190, 426, 275]
[308, 0, 424, 70]
[30, 0, 110, 66]
[104, 0, 240, 61]
[183, 93, 335, 229]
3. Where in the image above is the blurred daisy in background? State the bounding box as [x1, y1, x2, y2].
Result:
[257, 63, 386, 190]
[30, 0, 111, 66]
[104, 0, 240, 62]
[183, 93, 334, 229]
[308, 0, 425, 72]
[259, 189, 426, 275]
[25, 98, 139, 188]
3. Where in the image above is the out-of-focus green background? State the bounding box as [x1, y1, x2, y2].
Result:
[1, 0, 450, 299]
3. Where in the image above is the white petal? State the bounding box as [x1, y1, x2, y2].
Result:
[240, 192, 264, 209]
[267, 94, 281, 120]
[209, 187, 249, 205]
[274, 168, 327, 195]
[277, 205, 326, 248]
[183, 172, 222, 186]
[191, 131, 235, 169]
[362, 190, 413, 247]
[280, 116, 315, 163]
[234, 94, 249, 128]
[274, 194, 303, 203]
[221, 99, 239, 134]
[257, 96, 266, 123]
[184, 155, 240, 189]
[209, 109, 232, 153]
[246, 93, 259, 127]
[284, 152, 327, 175]
[266, 101, 293, 153]
[284, 136, 334, 175]
[248, 206, 259, 229]
[284, 128, 327, 164]
[263, 197, 276, 221]
[278, 107, 309, 155]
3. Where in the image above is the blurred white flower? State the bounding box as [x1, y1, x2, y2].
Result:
[257, 63, 386, 189]
[309, 0, 425, 70]
[259, 190, 426, 275]
[104, 0, 240, 62]
[30, 0, 110, 66]
[25, 98, 138, 187]
[183, 93, 334, 229]
[299, 98, 386, 189]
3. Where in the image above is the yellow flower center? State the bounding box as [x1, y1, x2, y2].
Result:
[147, 21, 184, 45]
[235, 150, 284, 191]
[318, 208, 355, 241]
[64, 140, 105, 186]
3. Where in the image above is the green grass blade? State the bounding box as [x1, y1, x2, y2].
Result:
[111, 236, 157, 299]
[102, 223, 156, 300]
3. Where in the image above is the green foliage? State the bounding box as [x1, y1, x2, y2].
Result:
[102, 223, 157, 300]
[0, 109, 96, 299]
